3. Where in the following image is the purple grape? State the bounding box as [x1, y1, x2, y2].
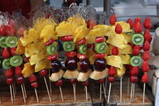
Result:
[51, 59, 61, 72]
[65, 57, 77, 71]
[80, 58, 90, 73]
[94, 58, 107, 71]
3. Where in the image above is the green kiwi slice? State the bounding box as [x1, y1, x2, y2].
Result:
[0, 37, 7, 48]
[95, 42, 107, 54]
[5, 36, 18, 47]
[78, 44, 87, 54]
[47, 43, 57, 55]
[130, 56, 142, 66]
[63, 41, 74, 52]
[10, 55, 23, 67]
[126, 31, 134, 35]
[2, 59, 12, 69]
[132, 34, 144, 45]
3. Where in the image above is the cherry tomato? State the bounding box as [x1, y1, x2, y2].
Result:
[94, 53, 106, 58]
[47, 54, 58, 60]
[76, 38, 86, 45]
[77, 53, 87, 60]
[60, 35, 73, 41]
[44, 38, 54, 46]
[65, 51, 77, 57]
[95, 36, 105, 43]
[115, 24, 122, 34]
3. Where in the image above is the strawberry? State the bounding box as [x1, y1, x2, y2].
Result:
[0, 24, 7, 36]
[77, 38, 86, 45]
[142, 51, 150, 61]
[112, 46, 118, 55]
[2, 48, 10, 59]
[15, 66, 23, 76]
[31, 81, 38, 88]
[29, 74, 37, 82]
[109, 14, 116, 25]
[65, 51, 77, 58]
[95, 37, 105, 43]
[108, 66, 116, 76]
[115, 24, 122, 34]
[94, 53, 106, 58]
[141, 72, 149, 83]
[134, 17, 141, 28]
[4, 69, 14, 77]
[47, 54, 58, 60]
[130, 66, 138, 76]
[143, 29, 152, 43]
[134, 22, 142, 33]
[132, 45, 140, 56]
[10, 47, 17, 56]
[44, 38, 54, 46]
[6, 77, 14, 85]
[141, 61, 150, 72]
[16, 76, 25, 84]
[6, 24, 16, 36]
[143, 17, 152, 29]
[130, 75, 138, 83]
[107, 76, 115, 83]
[39, 69, 48, 77]
[142, 41, 150, 51]
[82, 80, 90, 86]
[126, 18, 133, 29]
[60, 35, 73, 41]
[77, 53, 86, 60]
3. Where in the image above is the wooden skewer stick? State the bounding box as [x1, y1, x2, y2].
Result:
[44, 77, 52, 102]
[107, 83, 112, 104]
[23, 84, 27, 98]
[102, 83, 106, 100]
[0, 97, 1, 104]
[100, 83, 102, 100]
[127, 77, 130, 95]
[9, 85, 14, 104]
[130, 83, 133, 101]
[13, 82, 16, 94]
[85, 86, 88, 100]
[143, 83, 146, 103]
[49, 71, 52, 97]
[34, 88, 39, 103]
[21, 84, 26, 103]
[120, 76, 123, 102]
[11, 84, 15, 99]
[73, 84, 76, 101]
[132, 83, 135, 103]
[59, 86, 64, 101]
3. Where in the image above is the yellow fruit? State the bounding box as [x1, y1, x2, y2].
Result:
[22, 62, 34, 78]
[35, 58, 51, 72]
[15, 40, 25, 55]
[86, 49, 94, 58]
[118, 44, 132, 54]
[116, 66, 126, 77]
[116, 21, 132, 32]
[85, 35, 95, 44]
[118, 54, 130, 64]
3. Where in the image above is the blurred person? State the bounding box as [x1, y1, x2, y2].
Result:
[0, 0, 44, 19]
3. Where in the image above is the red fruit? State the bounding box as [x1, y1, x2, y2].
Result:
[141, 61, 150, 72]
[0, 24, 7, 36]
[142, 51, 150, 61]
[98, 78, 105, 84]
[39, 69, 48, 77]
[44, 38, 54, 46]
[130, 66, 138, 76]
[2, 48, 10, 59]
[87, 44, 92, 49]
[23, 56, 30, 62]
[7, 24, 16, 36]
[77, 53, 87, 60]
[10, 47, 17, 56]
[125, 70, 131, 77]
[65, 51, 77, 57]
[132, 45, 140, 56]
[16, 76, 25, 84]
[128, 42, 135, 48]
[142, 41, 150, 51]
[60, 35, 73, 41]
[76, 38, 86, 45]
[125, 64, 133, 70]
[87, 19, 96, 29]
[115, 24, 122, 34]
[17, 27, 25, 37]
[31, 81, 38, 88]
[107, 76, 115, 83]
[70, 79, 77, 84]
[5, 69, 14, 77]
[55, 79, 63, 86]
[141, 72, 149, 83]
[45, 13, 51, 18]
[112, 46, 118, 55]
[82, 80, 90, 86]
[134, 17, 141, 28]
[6, 77, 14, 85]
[108, 66, 116, 76]
[15, 66, 22, 76]
[143, 17, 152, 29]
[126, 18, 133, 29]
[95, 36, 105, 43]
[29, 74, 37, 82]
[109, 14, 116, 25]
[130, 75, 138, 83]
[134, 22, 142, 33]
[94, 53, 106, 58]
[47, 54, 58, 60]
[143, 29, 152, 43]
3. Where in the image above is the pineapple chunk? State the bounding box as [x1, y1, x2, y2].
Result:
[22, 62, 34, 78]
[15, 39, 25, 55]
[35, 58, 51, 72]
[116, 66, 126, 77]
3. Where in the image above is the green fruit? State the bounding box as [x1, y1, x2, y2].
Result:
[5, 36, 18, 47]
[130, 56, 142, 66]
[78, 44, 87, 54]
[95, 42, 107, 54]
[63, 41, 74, 52]
[10, 55, 23, 67]
[0, 37, 7, 48]
[46, 43, 57, 55]
[126, 31, 134, 35]
[2, 59, 12, 69]
[132, 34, 144, 45]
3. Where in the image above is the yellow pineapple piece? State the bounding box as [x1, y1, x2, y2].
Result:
[116, 21, 132, 32]
[35, 58, 51, 72]
[123, 33, 132, 42]
[116, 66, 126, 77]
[118, 44, 132, 54]
[22, 62, 34, 78]
[15, 39, 25, 55]
[86, 49, 94, 58]
[118, 54, 130, 64]
[85, 35, 95, 44]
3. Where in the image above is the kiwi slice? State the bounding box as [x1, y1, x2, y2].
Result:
[126, 31, 134, 35]
[78, 44, 87, 54]
[47, 43, 57, 55]
[95, 42, 107, 54]
[2, 59, 12, 69]
[5, 36, 18, 47]
[10, 55, 23, 67]
[130, 56, 142, 66]
[63, 41, 74, 52]
[132, 34, 144, 45]
[0, 37, 7, 48]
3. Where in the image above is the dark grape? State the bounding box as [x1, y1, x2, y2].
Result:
[80, 58, 90, 72]
[51, 59, 61, 72]
[65, 57, 77, 70]
[94, 58, 107, 71]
